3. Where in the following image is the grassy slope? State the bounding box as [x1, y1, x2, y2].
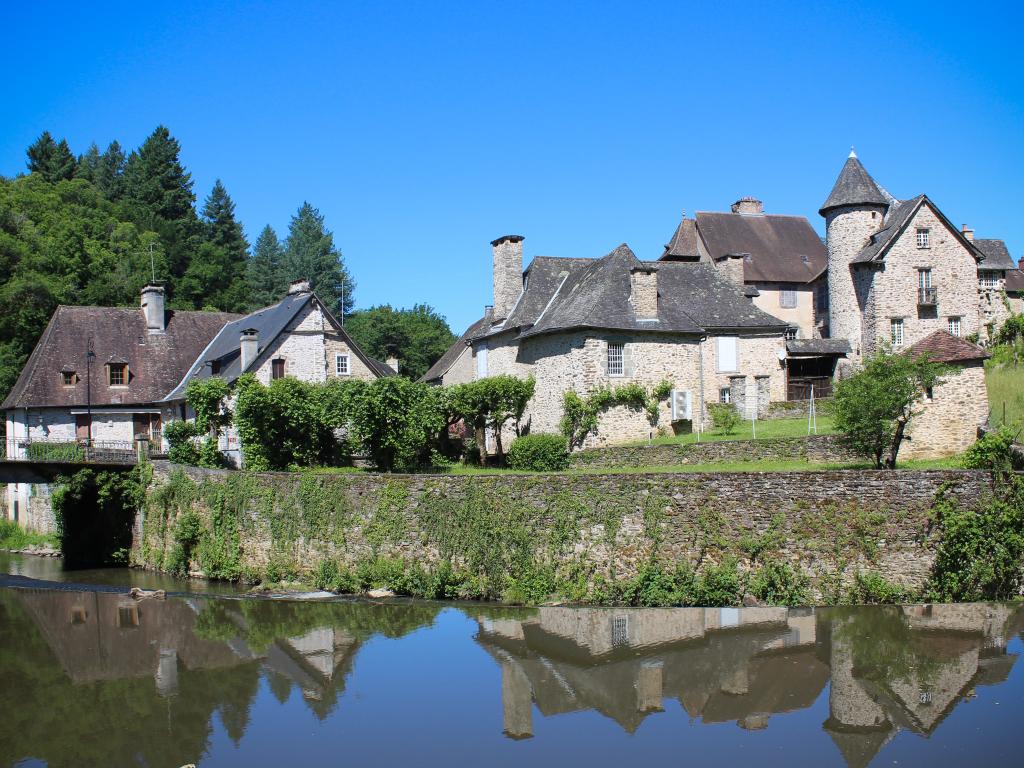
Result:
[986, 363, 1024, 428]
[630, 415, 837, 447]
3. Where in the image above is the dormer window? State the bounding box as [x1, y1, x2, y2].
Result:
[61, 371, 76, 387]
[916, 228, 930, 249]
[785, 327, 798, 341]
[108, 363, 128, 387]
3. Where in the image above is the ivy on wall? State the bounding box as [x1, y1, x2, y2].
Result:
[560, 380, 672, 450]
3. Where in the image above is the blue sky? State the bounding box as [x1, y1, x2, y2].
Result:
[2, 0, 1021, 332]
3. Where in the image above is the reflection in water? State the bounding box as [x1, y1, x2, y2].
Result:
[0, 585, 1021, 767]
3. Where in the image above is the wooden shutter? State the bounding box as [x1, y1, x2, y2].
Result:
[622, 344, 634, 377]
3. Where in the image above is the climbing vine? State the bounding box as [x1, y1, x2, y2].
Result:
[560, 380, 673, 449]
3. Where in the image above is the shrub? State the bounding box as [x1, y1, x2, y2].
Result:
[961, 425, 1021, 472]
[848, 571, 910, 604]
[708, 403, 740, 435]
[748, 559, 810, 607]
[693, 558, 743, 606]
[506, 433, 570, 471]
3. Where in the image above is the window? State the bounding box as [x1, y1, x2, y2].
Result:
[108, 363, 127, 386]
[607, 342, 624, 376]
[918, 269, 932, 289]
[785, 327, 798, 341]
[716, 336, 738, 372]
[890, 319, 904, 346]
[335, 353, 350, 376]
[61, 371, 75, 387]
[719, 387, 731, 404]
[916, 228, 930, 248]
[948, 317, 962, 337]
[271, 358, 285, 380]
[980, 272, 999, 290]
[779, 289, 797, 309]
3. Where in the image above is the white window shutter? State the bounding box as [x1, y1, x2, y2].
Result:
[717, 336, 738, 373]
[623, 345, 634, 377]
[476, 344, 489, 378]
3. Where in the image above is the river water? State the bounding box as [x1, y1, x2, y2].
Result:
[1, 554, 1022, 767]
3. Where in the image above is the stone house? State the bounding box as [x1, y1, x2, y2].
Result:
[901, 330, 990, 460]
[1005, 258, 1024, 316]
[821, 151, 1016, 365]
[440, 235, 789, 448]
[420, 315, 489, 386]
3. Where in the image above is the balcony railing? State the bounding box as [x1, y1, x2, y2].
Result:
[918, 287, 938, 306]
[0, 438, 149, 465]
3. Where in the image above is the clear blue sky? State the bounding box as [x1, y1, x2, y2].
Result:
[2, 1, 1021, 333]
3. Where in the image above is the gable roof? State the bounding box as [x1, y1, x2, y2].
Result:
[819, 153, 889, 215]
[907, 330, 989, 364]
[474, 244, 788, 343]
[692, 211, 827, 283]
[164, 290, 385, 400]
[2, 306, 240, 410]
[851, 195, 982, 266]
[1006, 268, 1024, 294]
[419, 315, 489, 383]
[973, 238, 1016, 270]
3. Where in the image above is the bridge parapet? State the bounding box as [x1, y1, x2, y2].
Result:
[1, 438, 144, 465]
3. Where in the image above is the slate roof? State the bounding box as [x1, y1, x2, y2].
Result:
[907, 330, 989, 364]
[974, 238, 1016, 270]
[165, 290, 388, 400]
[786, 338, 851, 356]
[2, 306, 240, 410]
[661, 216, 703, 260]
[473, 244, 787, 343]
[419, 315, 489, 383]
[819, 153, 889, 215]
[1006, 268, 1024, 294]
[851, 195, 983, 267]
[692, 212, 827, 283]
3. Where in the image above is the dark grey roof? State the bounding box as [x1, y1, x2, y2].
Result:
[419, 315, 488, 383]
[851, 195, 982, 268]
[974, 238, 1016, 270]
[691, 212, 827, 283]
[165, 291, 383, 399]
[366, 357, 398, 377]
[819, 153, 889, 215]
[1006, 269, 1024, 293]
[786, 338, 851, 356]
[661, 216, 703, 260]
[2, 306, 240, 409]
[470, 244, 786, 341]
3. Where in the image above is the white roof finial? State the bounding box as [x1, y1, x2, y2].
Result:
[849, 146, 857, 159]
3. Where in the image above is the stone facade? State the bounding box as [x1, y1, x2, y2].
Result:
[491, 236, 524, 321]
[750, 282, 817, 339]
[901, 361, 988, 460]
[825, 204, 886, 360]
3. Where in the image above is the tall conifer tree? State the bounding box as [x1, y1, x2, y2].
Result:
[281, 202, 355, 316]
[26, 131, 77, 182]
[247, 225, 286, 307]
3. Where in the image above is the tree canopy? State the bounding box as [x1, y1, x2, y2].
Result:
[344, 304, 455, 381]
[279, 202, 355, 317]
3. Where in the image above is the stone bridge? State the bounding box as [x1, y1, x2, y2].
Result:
[0, 438, 151, 484]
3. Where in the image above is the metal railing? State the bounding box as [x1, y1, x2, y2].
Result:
[1, 438, 144, 465]
[918, 287, 938, 306]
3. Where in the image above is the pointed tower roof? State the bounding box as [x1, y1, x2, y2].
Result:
[819, 150, 889, 216]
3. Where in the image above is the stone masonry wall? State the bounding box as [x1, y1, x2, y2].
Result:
[139, 462, 995, 596]
[826, 205, 881, 361]
[903, 362, 988, 459]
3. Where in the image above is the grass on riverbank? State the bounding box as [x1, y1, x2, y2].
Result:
[626, 415, 837, 447]
[986, 362, 1024, 429]
[0, 519, 58, 550]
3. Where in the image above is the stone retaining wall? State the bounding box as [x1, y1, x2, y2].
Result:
[569, 434, 857, 468]
[137, 462, 994, 599]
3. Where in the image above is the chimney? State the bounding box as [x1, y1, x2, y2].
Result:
[386, 355, 399, 373]
[961, 224, 974, 242]
[630, 266, 659, 320]
[288, 278, 311, 295]
[484, 305, 494, 323]
[140, 284, 166, 333]
[716, 253, 747, 287]
[731, 197, 764, 215]
[239, 329, 259, 372]
[490, 235, 524, 321]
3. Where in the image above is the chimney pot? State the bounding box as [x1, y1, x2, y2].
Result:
[239, 328, 259, 372]
[961, 224, 974, 242]
[141, 284, 166, 333]
[288, 278, 311, 295]
[491, 236, 524, 321]
[731, 197, 764, 215]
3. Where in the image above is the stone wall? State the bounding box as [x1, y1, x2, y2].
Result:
[138, 462, 995, 598]
[751, 282, 816, 339]
[569, 434, 857, 468]
[826, 205, 882, 361]
[903, 361, 988, 459]
[766, 398, 834, 420]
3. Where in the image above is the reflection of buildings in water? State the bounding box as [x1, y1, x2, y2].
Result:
[477, 606, 824, 739]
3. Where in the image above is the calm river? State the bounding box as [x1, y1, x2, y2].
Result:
[1, 553, 1022, 767]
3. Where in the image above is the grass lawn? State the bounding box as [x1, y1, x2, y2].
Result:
[627, 414, 837, 447]
[985, 362, 1024, 429]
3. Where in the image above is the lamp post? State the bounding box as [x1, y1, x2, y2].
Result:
[86, 335, 95, 454]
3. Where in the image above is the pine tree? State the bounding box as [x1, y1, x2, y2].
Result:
[121, 125, 199, 280]
[75, 143, 102, 183]
[201, 179, 248, 256]
[281, 202, 355, 316]
[96, 141, 126, 200]
[247, 225, 286, 307]
[26, 131, 77, 182]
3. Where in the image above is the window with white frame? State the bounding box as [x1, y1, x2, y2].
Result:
[916, 228, 930, 248]
[719, 387, 731, 404]
[779, 289, 797, 309]
[716, 336, 738, 372]
[890, 318, 904, 346]
[979, 272, 999, 290]
[335, 353, 350, 376]
[785, 327, 798, 341]
[948, 317, 961, 337]
[607, 342, 624, 376]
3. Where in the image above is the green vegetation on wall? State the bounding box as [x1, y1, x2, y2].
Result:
[561, 380, 672, 450]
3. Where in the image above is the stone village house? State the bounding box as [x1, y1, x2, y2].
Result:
[3, 279, 390, 529]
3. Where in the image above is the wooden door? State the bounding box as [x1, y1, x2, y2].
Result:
[75, 414, 91, 442]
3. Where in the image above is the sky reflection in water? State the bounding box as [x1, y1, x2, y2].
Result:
[0, 577, 1022, 767]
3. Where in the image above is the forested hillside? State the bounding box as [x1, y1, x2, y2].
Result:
[0, 126, 453, 397]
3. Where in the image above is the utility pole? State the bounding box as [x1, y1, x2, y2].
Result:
[149, 242, 157, 283]
[86, 335, 95, 452]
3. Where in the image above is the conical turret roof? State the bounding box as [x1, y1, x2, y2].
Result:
[819, 151, 889, 215]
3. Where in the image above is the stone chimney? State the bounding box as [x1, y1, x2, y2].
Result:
[288, 278, 311, 294]
[630, 266, 659, 320]
[491, 235, 524, 321]
[716, 253, 747, 287]
[484, 305, 494, 323]
[386, 355, 399, 373]
[239, 329, 259, 372]
[961, 224, 974, 242]
[141, 284, 166, 333]
[731, 197, 764, 215]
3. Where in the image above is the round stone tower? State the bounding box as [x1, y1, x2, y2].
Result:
[819, 150, 889, 362]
